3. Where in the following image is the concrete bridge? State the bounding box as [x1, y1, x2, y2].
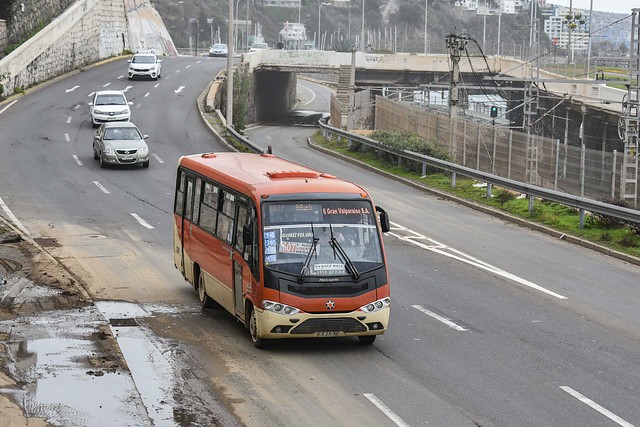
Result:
[241, 49, 628, 150]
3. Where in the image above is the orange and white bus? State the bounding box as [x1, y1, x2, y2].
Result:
[173, 152, 391, 348]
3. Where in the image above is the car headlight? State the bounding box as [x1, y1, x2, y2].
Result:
[360, 297, 390, 313]
[93, 109, 105, 115]
[103, 146, 115, 155]
[117, 109, 130, 116]
[150, 66, 156, 71]
[139, 146, 149, 154]
[262, 300, 300, 315]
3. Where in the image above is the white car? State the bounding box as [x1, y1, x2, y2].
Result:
[93, 122, 150, 168]
[128, 51, 162, 80]
[88, 90, 132, 128]
[249, 42, 268, 52]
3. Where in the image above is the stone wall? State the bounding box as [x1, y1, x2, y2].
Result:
[5, 0, 77, 46]
[0, 0, 129, 96]
[0, 20, 6, 55]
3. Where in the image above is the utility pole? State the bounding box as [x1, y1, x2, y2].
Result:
[446, 34, 466, 118]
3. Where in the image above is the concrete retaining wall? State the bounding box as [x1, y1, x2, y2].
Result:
[0, 0, 176, 98]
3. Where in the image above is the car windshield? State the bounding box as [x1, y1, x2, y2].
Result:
[95, 95, 126, 106]
[213, 44, 227, 49]
[103, 127, 141, 140]
[132, 55, 155, 63]
[251, 43, 267, 49]
[262, 200, 384, 277]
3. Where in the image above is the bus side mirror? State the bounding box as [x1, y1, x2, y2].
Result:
[376, 206, 390, 233]
[243, 223, 253, 246]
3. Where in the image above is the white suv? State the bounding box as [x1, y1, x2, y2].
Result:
[128, 51, 162, 80]
[88, 90, 132, 128]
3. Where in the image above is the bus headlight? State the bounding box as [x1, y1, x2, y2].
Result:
[360, 297, 390, 313]
[262, 300, 301, 315]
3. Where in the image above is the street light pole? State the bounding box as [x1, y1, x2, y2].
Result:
[318, 2, 330, 50]
[226, 0, 234, 128]
[361, 0, 366, 52]
[586, 0, 594, 77]
[424, 0, 428, 54]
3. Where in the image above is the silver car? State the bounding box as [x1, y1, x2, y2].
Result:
[93, 122, 150, 168]
[209, 43, 228, 57]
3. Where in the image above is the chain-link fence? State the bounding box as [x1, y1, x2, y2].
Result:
[374, 97, 636, 207]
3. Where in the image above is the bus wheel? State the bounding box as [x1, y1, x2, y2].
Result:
[198, 274, 215, 309]
[249, 307, 265, 349]
[358, 335, 376, 345]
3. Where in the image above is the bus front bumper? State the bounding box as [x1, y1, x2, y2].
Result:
[256, 307, 390, 340]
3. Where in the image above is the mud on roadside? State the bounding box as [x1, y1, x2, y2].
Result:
[0, 219, 130, 424]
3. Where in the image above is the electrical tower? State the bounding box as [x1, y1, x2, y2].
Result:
[620, 9, 640, 207]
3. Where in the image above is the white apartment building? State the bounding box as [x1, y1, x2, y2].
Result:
[544, 7, 590, 54]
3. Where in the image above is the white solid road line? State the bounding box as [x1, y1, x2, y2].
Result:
[72, 155, 82, 166]
[93, 181, 110, 194]
[0, 99, 18, 115]
[560, 386, 635, 427]
[0, 195, 30, 236]
[363, 393, 410, 427]
[412, 305, 469, 332]
[388, 222, 567, 300]
[130, 213, 154, 229]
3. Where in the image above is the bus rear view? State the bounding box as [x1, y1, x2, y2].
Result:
[173, 152, 391, 348]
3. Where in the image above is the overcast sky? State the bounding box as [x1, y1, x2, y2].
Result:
[550, 1, 637, 14]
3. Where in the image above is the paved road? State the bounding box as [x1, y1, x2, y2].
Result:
[0, 59, 639, 427]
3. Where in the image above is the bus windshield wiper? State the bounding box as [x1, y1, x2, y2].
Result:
[298, 223, 318, 282]
[329, 226, 359, 281]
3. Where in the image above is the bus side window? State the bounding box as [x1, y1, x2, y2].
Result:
[199, 181, 219, 234]
[193, 177, 202, 225]
[184, 178, 194, 221]
[235, 204, 248, 253]
[175, 170, 186, 216]
[216, 190, 236, 245]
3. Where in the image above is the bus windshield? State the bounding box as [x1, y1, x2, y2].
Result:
[262, 200, 384, 276]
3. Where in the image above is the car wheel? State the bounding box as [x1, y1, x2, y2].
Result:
[99, 156, 105, 168]
[93, 149, 98, 160]
[142, 161, 149, 168]
[249, 306, 266, 349]
[92, 122, 98, 129]
[358, 335, 376, 345]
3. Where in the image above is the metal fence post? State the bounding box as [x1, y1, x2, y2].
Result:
[508, 130, 513, 179]
[492, 124, 497, 174]
[476, 125, 481, 171]
[554, 139, 560, 191]
[581, 144, 586, 197]
[612, 149, 617, 199]
[463, 121, 468, 167]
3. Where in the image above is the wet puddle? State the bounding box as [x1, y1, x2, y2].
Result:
[0, 300, 206, 426]
[0, 306, 149, 426]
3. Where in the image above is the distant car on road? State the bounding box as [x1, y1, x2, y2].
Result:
[88, 90, 132, 128]
[209, 43, 228, 57]
[249, 42, 268, 52]
[128, 51, 162, 80]
[93, 122, 150, 168]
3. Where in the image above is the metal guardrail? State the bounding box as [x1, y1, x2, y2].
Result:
[319, 122, 640, 225]
[226, 125, 265, 154]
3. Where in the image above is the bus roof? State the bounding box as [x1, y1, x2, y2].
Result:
[179, 152, 369, 198]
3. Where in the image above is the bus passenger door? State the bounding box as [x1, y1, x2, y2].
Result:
[181, 176, 196, 283]
[233, 201, 250, 318]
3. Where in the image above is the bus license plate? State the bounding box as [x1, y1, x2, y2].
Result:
[318, 331, 340, 337]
